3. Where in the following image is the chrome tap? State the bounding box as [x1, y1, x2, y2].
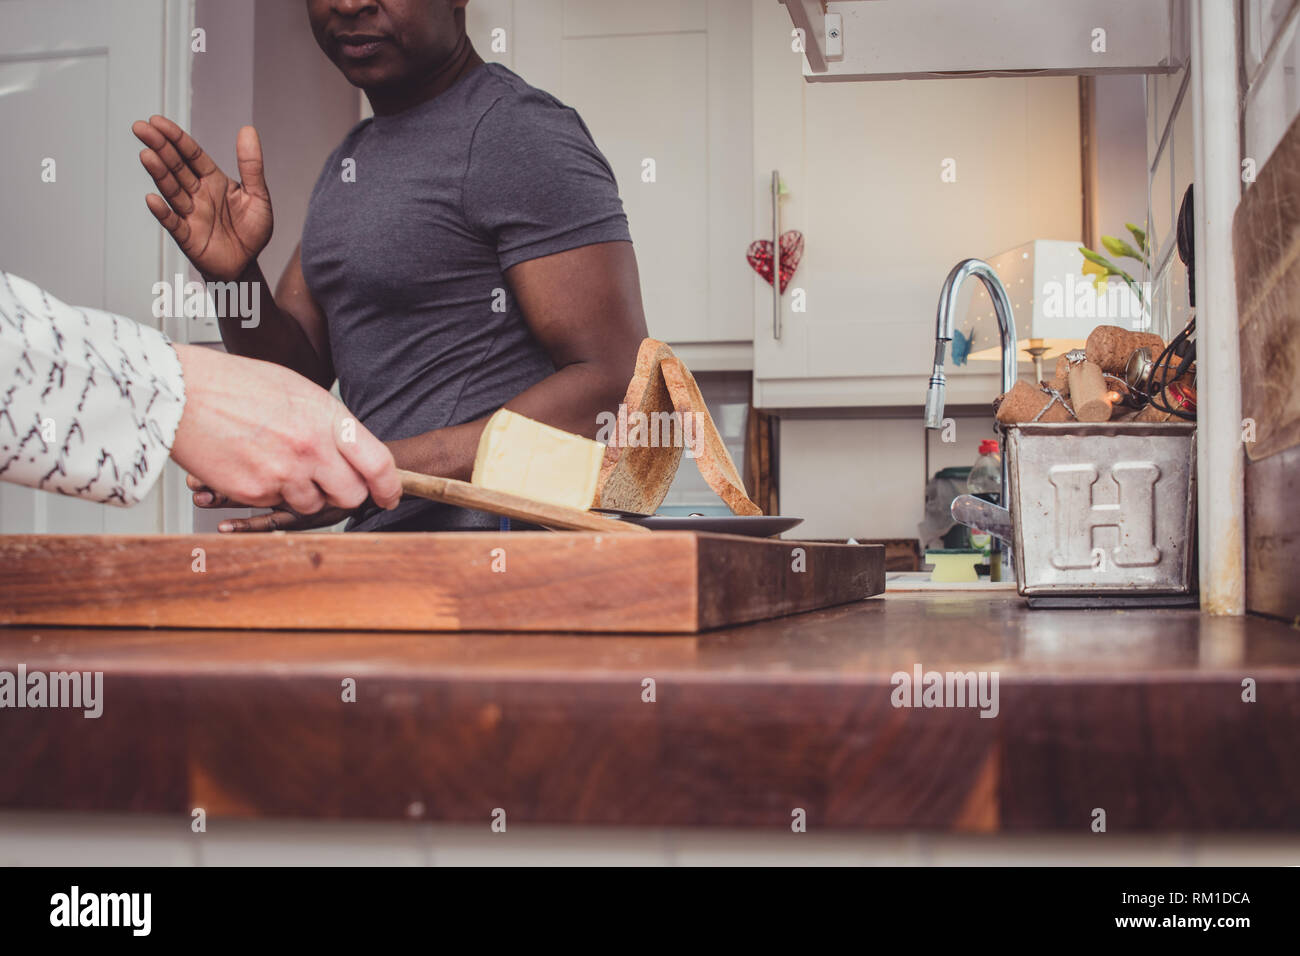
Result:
[925, 259, 1019, 577]
[924, 259, 1018, 431]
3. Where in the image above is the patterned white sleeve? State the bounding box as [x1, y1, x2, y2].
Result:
[0, 271, 187, 507]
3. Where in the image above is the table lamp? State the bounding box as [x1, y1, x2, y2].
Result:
[960, 239, 1148, 382]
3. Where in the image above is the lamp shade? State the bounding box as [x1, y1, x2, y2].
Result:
[962, 239, 1148, 366]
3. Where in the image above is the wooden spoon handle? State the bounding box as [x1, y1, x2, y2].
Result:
[397, 469, 649, 534]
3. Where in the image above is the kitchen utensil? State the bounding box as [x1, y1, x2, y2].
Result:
[949, 494, 1013, 544]
[1177, 184, 1195, 307]
[397, 469, 649, 534]
[923, 549, 983, 583]
[1125, 346, 1155, 392]
[591, 506, 651, 519]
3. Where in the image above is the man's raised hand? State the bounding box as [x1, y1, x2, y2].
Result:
[132, 115, 273, 282]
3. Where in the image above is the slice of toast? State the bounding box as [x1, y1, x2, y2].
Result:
[660, 356, 763, 516]
[593, 338, 684, 514]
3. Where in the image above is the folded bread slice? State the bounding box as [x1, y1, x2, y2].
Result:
[660, 355, 763, 516]
[593, 338, 684, 514]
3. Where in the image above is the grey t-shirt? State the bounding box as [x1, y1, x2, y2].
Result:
[300, 63, 631, 531]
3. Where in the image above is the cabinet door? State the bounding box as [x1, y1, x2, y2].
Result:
[751, 0, 1081, 408]
[507, 0, 754, 347]
[0, 0, 188, 533]
[785, 0, 1174, 80]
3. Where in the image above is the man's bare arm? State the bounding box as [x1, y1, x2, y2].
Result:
[132, 116, 333, 387]
[217, 245, 334, 389]
[388, 241, 647, 481]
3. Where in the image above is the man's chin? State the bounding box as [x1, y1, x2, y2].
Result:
[334, 59, 398, 91]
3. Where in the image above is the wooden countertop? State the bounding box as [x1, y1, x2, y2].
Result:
[3, 593, 1298, 830]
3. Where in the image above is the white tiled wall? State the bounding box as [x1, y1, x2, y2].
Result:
[1092, 75, 1150, 251]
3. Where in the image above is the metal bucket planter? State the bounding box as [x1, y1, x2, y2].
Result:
[1004, 422, 1197, 604]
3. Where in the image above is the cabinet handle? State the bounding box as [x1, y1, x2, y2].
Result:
[771, 169, 781, 340]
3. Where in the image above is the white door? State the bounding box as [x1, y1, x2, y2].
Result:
[0, 0, 191, 533]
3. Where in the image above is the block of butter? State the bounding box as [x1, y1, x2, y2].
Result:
[471, 408, 606, 511]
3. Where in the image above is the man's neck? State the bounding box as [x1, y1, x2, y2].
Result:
[366, 36, 484, 116]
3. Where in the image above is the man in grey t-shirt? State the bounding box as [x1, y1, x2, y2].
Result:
[133, 0, 648, 531]
[301, 60, 632, 530]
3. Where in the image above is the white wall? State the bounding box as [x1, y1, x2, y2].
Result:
[190, 0, 359, 305]
[252, 1, 361, 288]
[1092, 75, 1150, 249]
[189, 0, 255, 187]
[186, 0, 359, 532]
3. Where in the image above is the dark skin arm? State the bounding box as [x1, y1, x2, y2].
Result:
[133, 117, 645, 523]
[262, 237, 643, 477]
[201, 239, 646, 529]
[218, 250, 334, 389]
[389, 240, 646, 480]
[131, 116, 333, 388]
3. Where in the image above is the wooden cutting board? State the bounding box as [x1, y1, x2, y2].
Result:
[1234, 109, 1300, 620]
[1234, 110, 1300, 463]
[0, 533, 884, 633]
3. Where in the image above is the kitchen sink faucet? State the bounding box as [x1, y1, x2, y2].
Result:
[925, 259, 1018, 576]
[925, 258, 1019, 432]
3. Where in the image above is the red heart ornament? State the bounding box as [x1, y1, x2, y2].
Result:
[746, 230, 804, 293]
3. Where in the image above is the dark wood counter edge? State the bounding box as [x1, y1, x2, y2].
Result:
[1, 594, 1298, 831]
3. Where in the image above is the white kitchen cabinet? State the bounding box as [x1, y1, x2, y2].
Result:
[782, 0, 1182, 81]
[750, 1, 1082, 409]
[495, 0, 755, 361]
